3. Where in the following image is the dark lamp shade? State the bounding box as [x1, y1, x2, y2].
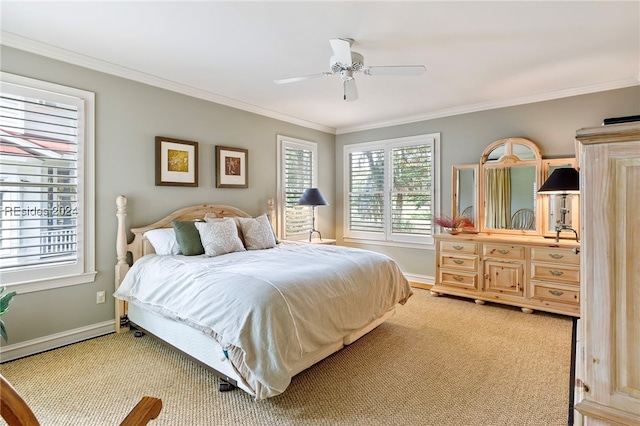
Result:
[297, 188, 329, 206]
[538, 167, 580, 194]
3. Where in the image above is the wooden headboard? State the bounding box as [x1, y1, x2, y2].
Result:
[114, 195, 256, 333]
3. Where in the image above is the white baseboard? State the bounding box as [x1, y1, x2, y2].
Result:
[403, 273, 434, 286]
[0, 320, 115, 363]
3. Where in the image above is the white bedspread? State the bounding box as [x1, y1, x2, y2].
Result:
[114, 241, 412, 400]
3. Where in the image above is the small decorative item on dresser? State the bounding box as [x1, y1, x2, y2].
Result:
[434, 214, 474, 235]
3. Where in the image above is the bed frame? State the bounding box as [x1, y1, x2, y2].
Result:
[115, 195, 254, 333]
[114, 195, 395, 397]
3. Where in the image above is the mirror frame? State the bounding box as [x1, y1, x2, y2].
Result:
[540, 158, 580, 238]
[479, 138, 542, 235]
[452, 164, 479, 231]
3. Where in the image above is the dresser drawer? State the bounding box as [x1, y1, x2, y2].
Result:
[531, 247, 580, 265]
[531, 281, 579, 305]
[483, 243, 525, 260]
[531, 263, 580, 284]
[439, 240, 477, 255]
[439, 254, 477, 272]
[438, 271, 478, 290]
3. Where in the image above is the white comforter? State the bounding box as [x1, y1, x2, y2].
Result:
[114, 241, 412, 400]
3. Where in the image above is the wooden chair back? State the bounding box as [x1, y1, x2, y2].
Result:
[1, 374, 162, 426]
[511, 208, 535, 230]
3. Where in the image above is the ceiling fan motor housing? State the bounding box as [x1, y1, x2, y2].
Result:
[330, 51, 365, 74]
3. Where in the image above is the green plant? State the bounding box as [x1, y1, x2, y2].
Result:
[0, 287, 17, 343]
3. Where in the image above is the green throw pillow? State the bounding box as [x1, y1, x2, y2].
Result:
[171, 220, 204, 256]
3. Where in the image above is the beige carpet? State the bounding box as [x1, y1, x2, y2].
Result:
[0, 289, 573, 426]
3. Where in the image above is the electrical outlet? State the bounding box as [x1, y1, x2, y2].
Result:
[96, 291, 106, 304]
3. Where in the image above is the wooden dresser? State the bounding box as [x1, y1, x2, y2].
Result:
[573, 122, 640, 425]
[432, 233, 580, 317]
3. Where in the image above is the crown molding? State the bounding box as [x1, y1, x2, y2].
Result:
[336, 77, 640, 134]
[0, 32, 337, 135]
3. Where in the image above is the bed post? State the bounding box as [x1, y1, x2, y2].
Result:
[115, 195, 130, 333]
[267, 197, 275, 231]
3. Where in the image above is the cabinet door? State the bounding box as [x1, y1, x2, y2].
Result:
[483, 260, 524, 296]
[575, 126, 640, 425]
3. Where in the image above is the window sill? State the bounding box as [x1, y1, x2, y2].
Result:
[343, 237, 435, 250]
[4, 271, 97, 294]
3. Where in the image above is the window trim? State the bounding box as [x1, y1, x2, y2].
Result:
[276, 135, 318, 240]
[0, 72, 96, 293]
[343, 133, 440, 246]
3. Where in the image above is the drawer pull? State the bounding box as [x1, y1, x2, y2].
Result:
[549, 253, 564, 259]
[453, 259, 464, 265]
[549, 270, 564, 276]
[497, 249, 510, 254]
[453, 276, 464, 282]
[549, 290, 564, 296]
[453, 245, 464, 250]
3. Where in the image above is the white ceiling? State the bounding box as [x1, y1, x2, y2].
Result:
[1, 1, 639, 134]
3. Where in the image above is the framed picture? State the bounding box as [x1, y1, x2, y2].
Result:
[155, 136, 198, 187]
[216, 146, 248, 188]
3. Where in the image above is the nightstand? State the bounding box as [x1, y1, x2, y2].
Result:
[307, 238, 336, 245]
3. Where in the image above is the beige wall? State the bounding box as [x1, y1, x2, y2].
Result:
[336, 86, 640, 280]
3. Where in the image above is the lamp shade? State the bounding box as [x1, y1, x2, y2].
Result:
[297, 188, 329, 206]
[538, 168, 579, 194]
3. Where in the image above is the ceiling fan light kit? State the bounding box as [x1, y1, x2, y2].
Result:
[274, 38, 426, 102]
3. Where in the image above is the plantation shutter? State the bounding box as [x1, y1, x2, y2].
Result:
[0, 88, 79, 271]
[391, 144, 433, 235]
[345, 133, 438, 244]
[283, 145, 314, 238]
[348, 148, 385, 233]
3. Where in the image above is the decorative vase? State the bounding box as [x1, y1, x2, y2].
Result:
[445, 228, 462, 235]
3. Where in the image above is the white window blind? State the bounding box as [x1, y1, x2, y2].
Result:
[344, 133, 439, 245]
[348, 148, 385, 233]
[277, 136, 317, 240]
[0, 73, 95, 289]
[391, 144, 433, 235]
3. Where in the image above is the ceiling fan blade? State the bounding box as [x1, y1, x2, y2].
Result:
[329, 38, 353, 65]
[343, 78, 358, 102]
[274, 72, 332, 84]
[365, 65, 426, 76]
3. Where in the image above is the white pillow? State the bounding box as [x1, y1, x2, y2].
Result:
[144, 228, 180, 255]
[236, 214, 277, 250]
[195, 219, 246, 257]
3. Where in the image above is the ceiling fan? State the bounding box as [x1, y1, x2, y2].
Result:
[274, 38, 426, 102]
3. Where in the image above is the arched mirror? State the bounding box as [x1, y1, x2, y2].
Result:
[452, 164, 478, 230]
[480, 138, 542, 235]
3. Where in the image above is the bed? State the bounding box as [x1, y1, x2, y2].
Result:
[113, 195, 413, 400]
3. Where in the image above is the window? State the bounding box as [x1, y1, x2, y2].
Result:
[344, 133, 439, 245]
[276, 135, 317, 240]
[0, 73, 95, 291]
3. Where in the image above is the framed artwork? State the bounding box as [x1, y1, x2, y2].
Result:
[155, 136, 198, 187]
[216, 146, 248, 188]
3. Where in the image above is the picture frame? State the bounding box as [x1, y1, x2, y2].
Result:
[155, 136, 198, 187]
[216, 146, 248, 188]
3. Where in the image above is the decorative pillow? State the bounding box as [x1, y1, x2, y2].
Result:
[204, 215, 244, 244]
[236, 214, 277, 250]
[195, 219, 246, 257]
[144, 228, 180, 255]
[171, 220, 205, 256]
